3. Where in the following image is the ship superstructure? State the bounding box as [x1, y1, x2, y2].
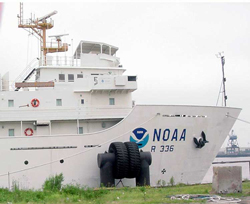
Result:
[0, 4, 137, 137]
[0, 39, 136, 136]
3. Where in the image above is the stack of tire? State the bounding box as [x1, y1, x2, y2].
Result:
[97, 141, 152, 187]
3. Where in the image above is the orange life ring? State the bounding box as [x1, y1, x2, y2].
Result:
[31, 98, 40, 107]
[24, 128, 33, 136]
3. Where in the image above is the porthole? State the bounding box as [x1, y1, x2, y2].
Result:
[24, 160, 28, 165]
[60, 159, 64, 164]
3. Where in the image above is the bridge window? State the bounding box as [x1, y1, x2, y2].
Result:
[128, 76, 137, 81]
[56, 99, 62, 106]
[9, 129, 14, 136]
[8, 100, 14, 107]
[68, 74, 74, 82]
[81, 99, 84, 104]
[109, 98, 115, 105]
[77, 74, 83, 78]
[59, 74, 65, 82]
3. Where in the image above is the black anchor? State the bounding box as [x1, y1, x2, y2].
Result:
[193, 131, 209, 148]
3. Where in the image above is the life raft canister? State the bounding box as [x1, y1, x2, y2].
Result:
[24, 128, 33, 136]
[31, 98, 40, 107]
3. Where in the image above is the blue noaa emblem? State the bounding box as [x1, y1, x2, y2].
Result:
[130, 127, 149, 148]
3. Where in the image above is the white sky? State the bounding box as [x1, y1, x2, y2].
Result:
[0, 2, 249, 147]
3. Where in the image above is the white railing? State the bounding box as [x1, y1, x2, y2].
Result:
[46, 41, 63, 49]
[19, 18, 54, 27]
[0, 107, 131, 121]
[42, 56, 80, 67]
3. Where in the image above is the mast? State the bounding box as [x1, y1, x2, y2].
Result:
[216, 52, 227, 107]
[221, 55, 227, 107]
[17, 3, 68, 65]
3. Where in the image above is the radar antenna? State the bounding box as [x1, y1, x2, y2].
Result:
[35, 11, 57, 23]
[49, 34, 69, 52]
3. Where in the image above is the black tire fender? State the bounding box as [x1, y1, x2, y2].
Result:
[124, 142, 141, 178]
[108, 142, 129, 179]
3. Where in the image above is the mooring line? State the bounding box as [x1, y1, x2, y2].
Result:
[226, 114, 250, 125]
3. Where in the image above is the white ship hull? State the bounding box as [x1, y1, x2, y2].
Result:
[0, 105, 240, 189]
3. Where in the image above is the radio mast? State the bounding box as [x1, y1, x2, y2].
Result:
[216, 52, 227, 107]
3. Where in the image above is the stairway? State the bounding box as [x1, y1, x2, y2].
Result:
[14, 58, 39, 91]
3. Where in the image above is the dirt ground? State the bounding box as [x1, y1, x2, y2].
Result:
[239, 197, 250, 204]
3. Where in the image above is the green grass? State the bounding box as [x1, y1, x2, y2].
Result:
[0, 177, 250, 203]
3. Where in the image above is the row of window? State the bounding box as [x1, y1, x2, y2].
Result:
[7, 98, 115, 107]
[59, 74, 83, 82]
[58, 73, 106, 83]
[7, 127, 84, 136]
[7, 126, 102, 136]
[7, 99, 64, 107]
[55, 98, 115, 106]
[58, 74, 137, 83]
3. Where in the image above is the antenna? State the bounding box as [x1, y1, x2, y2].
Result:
[49, 34, 69, 38]
[48, 34, 69, 53]
[36, 11, 57, 22]
[18, 3, 68, 66]
[216, 52, 227, 107]
[49, 34, 69, 41]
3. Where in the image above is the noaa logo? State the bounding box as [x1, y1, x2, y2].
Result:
[130, 127, 149, 148]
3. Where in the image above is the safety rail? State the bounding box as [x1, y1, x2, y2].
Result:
[0, 107, 131, 122]
[18, 18, 32, 25]
[42, 56, 80, 67]
[19, 18, 54, 27]
[46, 41, 65, 48]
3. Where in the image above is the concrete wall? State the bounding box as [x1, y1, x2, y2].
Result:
[212, 166, 242, 194]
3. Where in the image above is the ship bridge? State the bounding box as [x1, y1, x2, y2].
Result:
[73, 41, 120, 67]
